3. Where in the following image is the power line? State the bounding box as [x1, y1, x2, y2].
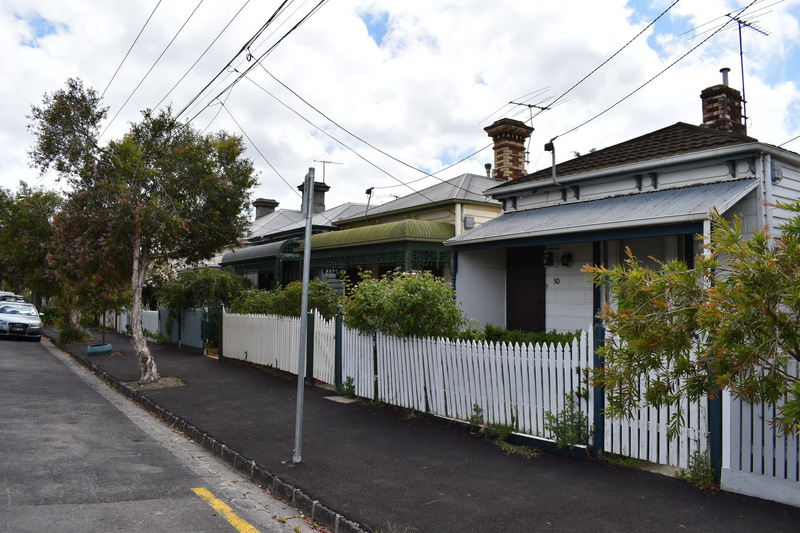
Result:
[180, 0, 328, 123]
[174, 0, 295, 120]
[555, 0, 759, 140]
[100, 0, 206, 139]
[101, 0, 163, 99]
[153, 0, 253, 110]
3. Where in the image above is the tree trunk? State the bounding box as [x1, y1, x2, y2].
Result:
[68, 308, 81, 328]
[131, 228, 159, 384]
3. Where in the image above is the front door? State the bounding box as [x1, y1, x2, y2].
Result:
[506, 247, 545, 332]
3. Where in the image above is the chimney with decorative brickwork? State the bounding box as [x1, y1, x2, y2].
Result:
[700, 68, 746, 135]
[253, 198, 279, 219]
[484, 118, 534, 181]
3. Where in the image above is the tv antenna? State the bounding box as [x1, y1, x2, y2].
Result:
[508, 101, 552, 164]
[725, 13, 769, 124]
[313, 159, 342, 182]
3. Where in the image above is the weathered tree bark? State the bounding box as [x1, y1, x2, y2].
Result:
[131, 225, 160, 384]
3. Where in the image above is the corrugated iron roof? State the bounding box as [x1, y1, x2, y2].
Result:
[220, 239, 298, 265]
[339, 173, 502, 222]
[447, 178, 758, 246]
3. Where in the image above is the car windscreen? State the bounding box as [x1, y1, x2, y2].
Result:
[0, 304, 37, 316]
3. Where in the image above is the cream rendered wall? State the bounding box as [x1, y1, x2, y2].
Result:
[454, 249, 506, 327]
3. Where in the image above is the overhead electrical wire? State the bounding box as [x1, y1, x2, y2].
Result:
[100, 0, 163, 99]
[100, 0, 206, 139]
[174, 0, 295, 120]
[153, 0, 253, 110]
[554, 0, 758, 140]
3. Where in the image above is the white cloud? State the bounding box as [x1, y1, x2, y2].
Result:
[1, 0, 798, 214]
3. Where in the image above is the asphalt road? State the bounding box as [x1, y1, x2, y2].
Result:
[0, 336, 319, 533]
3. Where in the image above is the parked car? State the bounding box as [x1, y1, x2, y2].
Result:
[0, 294, 25, 302]
[0, 302, 43, 341]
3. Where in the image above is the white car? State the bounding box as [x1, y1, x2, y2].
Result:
[0, 302, 43, 341]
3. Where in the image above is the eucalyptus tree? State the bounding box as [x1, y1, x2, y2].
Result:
[29, 78, 257, 383]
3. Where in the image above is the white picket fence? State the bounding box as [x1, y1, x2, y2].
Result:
[604, 380, 709, 470]
[722, 360, 800, 506]
[114, 309, 161, 342]
[342, 328, 593, 441]
[217, 311, 799, 505]
[222, 310, 335, 385]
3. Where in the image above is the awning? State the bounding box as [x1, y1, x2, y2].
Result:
[446, 178, 758, 247]
[301, 220, 455, 251]
[220, 239, 299, 266]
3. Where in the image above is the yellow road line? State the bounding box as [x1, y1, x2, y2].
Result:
[192, 487, 261, 533]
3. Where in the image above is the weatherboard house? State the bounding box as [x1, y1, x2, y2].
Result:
[447, 72, 800, 333]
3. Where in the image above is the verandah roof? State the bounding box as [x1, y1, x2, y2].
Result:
[300, 219, 455, 251]
[446, 178, 758, 247]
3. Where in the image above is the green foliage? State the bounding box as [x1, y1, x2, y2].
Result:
[229, 279, 341, 319]
[0, 183, 62, 298]
[585, 204, 800, 436]
[675, 450, 715, 488]
[38, 307, 60, 327]
[29, 78, 257, 384]
[480, 325, 580, 346]
[341, 270, 465, 338]
[339, 376, 356, 399]
[543, 392, 593, 449]
[469, 404, 485, 426]
[57, 326, 93, 344]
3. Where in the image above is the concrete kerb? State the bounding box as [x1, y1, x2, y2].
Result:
[54, 338, 367, 533]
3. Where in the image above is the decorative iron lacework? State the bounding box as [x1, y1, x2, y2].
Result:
[310, 249, 450, 271]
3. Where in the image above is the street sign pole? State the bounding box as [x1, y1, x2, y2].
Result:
[293, 167, 315, 464]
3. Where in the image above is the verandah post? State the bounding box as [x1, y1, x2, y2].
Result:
[592, 312, 605, 460]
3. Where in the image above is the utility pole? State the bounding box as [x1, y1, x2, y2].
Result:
[293, 167, 315, 464]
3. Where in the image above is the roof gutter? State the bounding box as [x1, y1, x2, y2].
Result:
[485, 143, 800, 197]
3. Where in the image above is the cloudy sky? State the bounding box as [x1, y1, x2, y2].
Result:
[1, 0, 799, 215]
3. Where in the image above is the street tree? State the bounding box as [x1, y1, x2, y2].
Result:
[585, 204, 800, 436]
[29, 78, 257, 383]
[0, 183, 62, 300]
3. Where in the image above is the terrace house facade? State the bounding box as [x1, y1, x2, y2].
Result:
[447, 74, 800, 333]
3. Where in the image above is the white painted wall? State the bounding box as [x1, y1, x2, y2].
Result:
[543, 243, 594, 333]
[454, 249, 506, 327]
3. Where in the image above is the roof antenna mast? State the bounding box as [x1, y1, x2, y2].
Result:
[509, 101, 550, 164]
[313, 159, 343, 183]
[725, 13, 769, 125]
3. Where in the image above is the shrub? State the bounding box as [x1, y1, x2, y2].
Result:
[481, 325, 580, 346]
[229, 279, 341, 319]
[341, 270, 466, 338]
[57, 326, 93, 344]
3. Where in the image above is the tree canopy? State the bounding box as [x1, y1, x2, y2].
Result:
[0, 183, 61, 299]
[29, 78, 258, 383]
[585, 204, 800, 436]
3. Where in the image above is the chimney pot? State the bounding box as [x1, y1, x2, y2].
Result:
[720, 67, 730, 86]
[484, 118, 534, 181]
[253, 198, 279, 219]
[297, 181, 330, 214]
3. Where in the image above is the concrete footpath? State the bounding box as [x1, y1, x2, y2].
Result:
[58, 329, 800, 532]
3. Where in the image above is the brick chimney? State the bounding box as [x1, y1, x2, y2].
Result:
[484, 118, 534, 181]
[700, 68, 746, 135]
[253, 198, 279, 219]
[297, 181, 330, 214]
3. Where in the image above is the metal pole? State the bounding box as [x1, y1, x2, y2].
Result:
[293, 167, 315, 464]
